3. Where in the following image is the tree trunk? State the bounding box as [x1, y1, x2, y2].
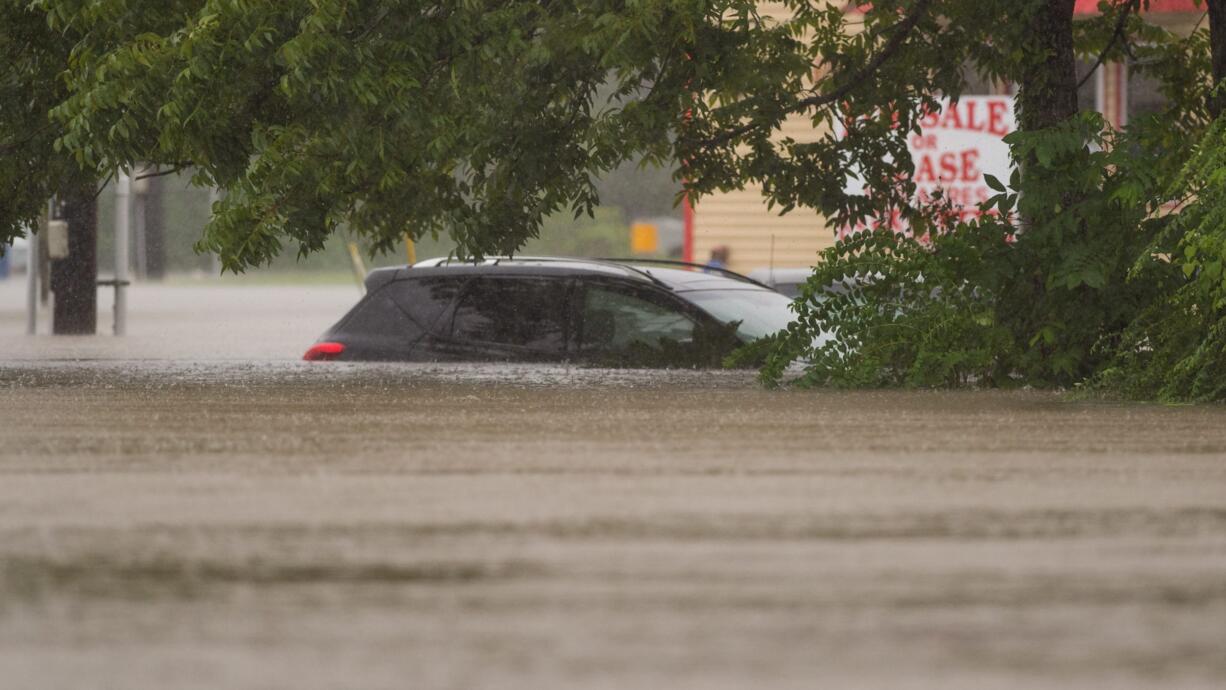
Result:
[1011, 0, 1080, 369]
[50, 181, 97, 335]
[1209, 0, 1226, 120]
[1018, 0, 1080, 132]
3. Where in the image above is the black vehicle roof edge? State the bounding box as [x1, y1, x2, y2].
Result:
[363, 266, 400, 293]
[597, 258, 771, 290]
[406, 255, 672, 289]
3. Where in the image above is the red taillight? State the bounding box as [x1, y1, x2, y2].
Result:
[303, 342, 345, 361]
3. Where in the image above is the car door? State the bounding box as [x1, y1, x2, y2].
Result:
[429, 275, 574, 362]
[574, 279, 733, 367]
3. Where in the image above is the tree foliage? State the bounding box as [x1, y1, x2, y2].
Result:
[27, 0, 720, 270]
[749, 1, 1226, 401]
[0, 0, 88, 243]
[1103, 115, 1226, 401]
[5, 0, 1226, 399]
[16, 0, 1062, 265]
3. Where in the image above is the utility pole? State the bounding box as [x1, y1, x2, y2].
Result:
[49, 180, 97, 335]
[113, 171, 131, 336]
[144, 172, 166, 279]
[25, 209, 45, 335]
[133, 171, 147, 280]
[209, 187, 222, 275]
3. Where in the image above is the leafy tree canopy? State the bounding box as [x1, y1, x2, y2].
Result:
[13, 0, 1028, 266]
[26, 0, 721, 268]
[4, 0, 1226, 400]
[0, 1, 84, 239]
[743, 0, 1226, 402]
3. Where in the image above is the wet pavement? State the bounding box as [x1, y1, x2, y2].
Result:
[1, 280, 1225, 689]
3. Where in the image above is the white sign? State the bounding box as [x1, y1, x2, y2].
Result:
[839, 95, 1015, 237]
[47, 220, 69, 259]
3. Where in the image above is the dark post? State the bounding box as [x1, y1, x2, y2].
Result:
[1209, 0, 1226, 120]
[50, 182, 97, 335]
[144, 173, 167, 279]
[1017, 0, 1080, 133]
[1010, 0, 1081, 345]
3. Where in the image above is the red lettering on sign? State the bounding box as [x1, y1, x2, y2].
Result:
[939, 152, 959, 182]
[960, 150, 981, 182]
[919, 99, 1011, 134]
[965, 100, 982, 132]
[988, 100, 1009, 136]
[939, 106, 963, 130]
[917, 150, 983, 183]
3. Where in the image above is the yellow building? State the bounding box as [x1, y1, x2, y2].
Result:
[684, 0, 1205, 275]
[685, 2, 840, 274]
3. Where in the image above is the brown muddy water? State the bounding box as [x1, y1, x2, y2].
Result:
[1, 282, 1225, 689]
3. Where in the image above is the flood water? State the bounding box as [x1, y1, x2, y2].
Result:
[2, 282, 1225, 689]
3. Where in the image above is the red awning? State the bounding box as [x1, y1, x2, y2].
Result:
[851, 2, 1203, 16]
[1075, 0, 1201, 14]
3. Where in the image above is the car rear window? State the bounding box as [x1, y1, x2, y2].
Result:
[385, 277, 465, 331]
[448, 277, 570, 351]
[337, 288, 423, 340]
[337, 277, 463, 338]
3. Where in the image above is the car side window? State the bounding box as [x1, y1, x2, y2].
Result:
[580, 284, 696, 352]
[449, 277, 570, 352]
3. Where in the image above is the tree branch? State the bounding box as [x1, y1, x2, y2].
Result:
[691, 0, 934, 149]
[135, 164, 193, 181]
[0, 121, 54, 156]
[1076, 0, 1137, 90]
[92, 170, 116, 201]
[346, 6, 392, 43]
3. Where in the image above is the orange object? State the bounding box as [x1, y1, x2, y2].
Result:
[630, 222, 659, 254]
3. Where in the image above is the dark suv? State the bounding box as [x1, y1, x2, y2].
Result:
[303, 257, 796, 366]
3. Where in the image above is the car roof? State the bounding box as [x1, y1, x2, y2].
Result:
[624, 265, 763, 291]
[365, 256, 772, 293]
[746, 267, 813, 285]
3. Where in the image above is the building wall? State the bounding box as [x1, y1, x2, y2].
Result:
[688, 2, 841, 275]
[689, 1, 1203, 276]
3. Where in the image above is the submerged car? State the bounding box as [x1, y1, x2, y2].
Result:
[304, 257, 797, 366]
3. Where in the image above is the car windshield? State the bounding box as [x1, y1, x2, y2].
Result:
[683, 288, 795, 340]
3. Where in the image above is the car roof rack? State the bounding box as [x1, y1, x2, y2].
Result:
[598, 258, 771, 289]
[411, 255, 672, 289]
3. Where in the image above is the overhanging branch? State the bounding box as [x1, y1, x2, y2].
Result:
[691, 0, 934, 149]
[135, 163, 193, 181]
[0, 121, 53, 156]
[1076, 0, 1138, 90]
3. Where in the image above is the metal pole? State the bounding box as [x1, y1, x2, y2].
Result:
[114, 171, 131, 335]
[25, 219, 40, 335]
[131, 167, 150, 279]
[133, 185, 147, 279]
[208, 187, 221, 275]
